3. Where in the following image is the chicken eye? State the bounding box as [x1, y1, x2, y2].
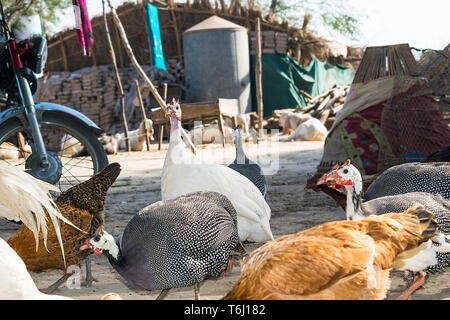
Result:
[94, 234, 101, 242]
[343, 169, 349, 174]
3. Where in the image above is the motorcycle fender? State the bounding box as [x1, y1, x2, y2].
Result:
[0, 102, 104, 136]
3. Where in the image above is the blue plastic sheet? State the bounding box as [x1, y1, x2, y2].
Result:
[146, 3, 166, 71]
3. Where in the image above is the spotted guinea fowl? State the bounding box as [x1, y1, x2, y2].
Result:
[161, 99, 273, 242]
[228, 127, 267, 198]
[81, 191, 241, 300]
[423, 146, 450, 162]
[223, 204, 437, 300]
[318, 160, 450, 299]
[361, 162, 450, 201]
[8, 162, 121, 293]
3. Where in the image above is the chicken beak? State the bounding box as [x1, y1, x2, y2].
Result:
[80, 238, 91, 251]
[316, 173, 328, 185]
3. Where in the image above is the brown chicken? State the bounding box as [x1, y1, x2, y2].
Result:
[223, 204, 437, 300]
[8, 162, 121, 293]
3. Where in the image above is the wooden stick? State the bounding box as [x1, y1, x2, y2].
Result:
[106, 0, 197, 155]
[255, 17, 263, 138]
[299, 89, 312, 101]
[38, 72, 50, 101]
[103, 0, 130, 152]
[169, 2, 183, 63]
[134, 79, 151, 151]
[158, 83, 168, 150]
[59, 34, 68, 71]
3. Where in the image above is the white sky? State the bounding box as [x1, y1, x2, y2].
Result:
[50, 0, 449, 50]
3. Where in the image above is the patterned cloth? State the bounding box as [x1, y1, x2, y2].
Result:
[339, 103, 393, 175]
[73, 0, 94, 56]
[335, 81, 450, 175]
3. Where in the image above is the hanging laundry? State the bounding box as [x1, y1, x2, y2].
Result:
[72, 0, 94, 56]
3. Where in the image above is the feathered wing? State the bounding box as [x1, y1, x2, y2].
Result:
[163, 161, 273, 242]
[224, 230, 377, 299]
[0, 165, 78, 265]
[224, 204, 437, 300]
[0, 238, 71, 300]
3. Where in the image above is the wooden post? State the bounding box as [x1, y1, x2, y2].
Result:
[103, 0, 131, 152]
[59, 35, 69, 71]
[113, 22, 125, 68]
[141, 0, 153, 66]
[38, 72, 50, 102]
[106, 0, 197, 155]
[91, 45, 97, 66]
[255, 18, 264, 138]
[169, 3, 183, 63]
[134, 79, 152, 151]
[158, 83, 168, 150]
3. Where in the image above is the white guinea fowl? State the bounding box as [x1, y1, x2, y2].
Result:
[161, 99, 273, 242]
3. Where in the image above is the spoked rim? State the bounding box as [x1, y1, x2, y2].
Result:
[0, 122, 100, 191]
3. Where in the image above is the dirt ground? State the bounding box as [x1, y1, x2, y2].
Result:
[1, 138, 450, 300]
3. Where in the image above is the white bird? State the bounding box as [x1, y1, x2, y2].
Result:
[0, 164, 77, 299]
[0, 238, 71, 300]
[115, 118, 154, 151]
[0, 164, 76, 255]
[280, 117, 328, 142]
[161, 99, 273, 242]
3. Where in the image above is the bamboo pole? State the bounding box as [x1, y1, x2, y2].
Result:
[134, 79, 152, 151]
[102, 0, 131, 152]
[106, 0, 197, 154]
[255, 17, 264, 138]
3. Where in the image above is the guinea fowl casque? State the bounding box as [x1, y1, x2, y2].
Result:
[223, 204, 437, 300]
[161, 99, 273, 242]
[81, 191, 241, 300]
[318, 160, 450, 299]
[228, 127, 267, 198]
[8, 162, 122, 293]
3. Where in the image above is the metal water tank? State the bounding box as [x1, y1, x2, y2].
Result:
[183, 15, 251, 113]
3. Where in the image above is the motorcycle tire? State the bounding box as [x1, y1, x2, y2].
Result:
[0, 112, 108, 190]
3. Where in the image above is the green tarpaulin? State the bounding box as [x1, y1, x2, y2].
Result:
[250, 54, 355, 117]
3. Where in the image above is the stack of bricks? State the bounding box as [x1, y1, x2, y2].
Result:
[38, 64, 177, 150]
[250, 31, 289, 54]
[40, 64, 177, 132]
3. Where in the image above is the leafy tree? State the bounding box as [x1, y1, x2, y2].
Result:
[0, 0, 71, 28]
[258, 0, 364, 40]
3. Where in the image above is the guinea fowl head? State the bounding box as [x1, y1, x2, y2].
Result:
[318, 160, 363, 195]
[80, 230, 118, 258]
[165, 98, 182, 122]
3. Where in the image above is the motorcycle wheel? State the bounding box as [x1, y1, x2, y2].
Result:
[0, 112, 108, 191]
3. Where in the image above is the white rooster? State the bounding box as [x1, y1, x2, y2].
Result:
[161, 99, 273, 242]
[0, 164, 75, 299]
